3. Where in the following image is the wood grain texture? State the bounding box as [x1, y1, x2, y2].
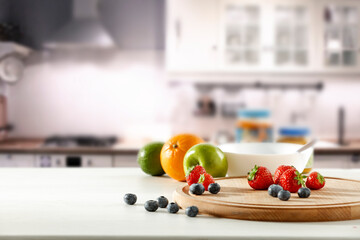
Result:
[173, 177, 360, 222]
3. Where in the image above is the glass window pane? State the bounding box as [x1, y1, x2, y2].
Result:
[343, 51, 357, 66]
[226, 50, 242, 64]
[226, 26, 242, 47]
[276, 6, 293, 23]
[226, 5, 243, 23]
[244, 50, 259, 64]
[325, 25, 342, 51]
[294, 6, 307, 24]
[244, 26, 259, 47]
[324, 5, 343, 24]
[343, 26, 358, 49]
[343, 7, 358, 24]
[294, 51, 308, 65]
[326, 52, 340, 66]
[276, 50, 290, 65]
[276, 25, 292, 47]
[244, 6, 259, 24]
[294, 26, 307, 49]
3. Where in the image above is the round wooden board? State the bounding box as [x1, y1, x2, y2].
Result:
[173, 177, 360, 222]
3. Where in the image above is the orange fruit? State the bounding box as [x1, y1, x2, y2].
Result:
[160, 134, 204, 181]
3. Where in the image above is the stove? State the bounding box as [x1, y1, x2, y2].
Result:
[43, 135, 117, 148]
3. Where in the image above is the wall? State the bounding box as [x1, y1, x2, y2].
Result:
[166, 78, 360, 141]
[7, 48, 360, 142]
[7, 50, 172, 141]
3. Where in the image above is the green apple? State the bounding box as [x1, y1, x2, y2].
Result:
[183, 143, 228, 178]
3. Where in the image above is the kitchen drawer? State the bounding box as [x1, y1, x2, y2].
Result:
[82, 155, 113, 167]
[114, 154, 138, 167]
[35, 154, 66, 167]
[0, 154, 35, 167]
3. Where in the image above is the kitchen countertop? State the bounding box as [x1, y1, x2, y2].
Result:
[0, 138, 141, 154]
[0, 138, 360, 155]
[0, 168, 359, 240]
[314, 141, 360, 154]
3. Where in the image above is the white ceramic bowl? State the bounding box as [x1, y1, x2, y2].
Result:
[218, 143, 313, 177]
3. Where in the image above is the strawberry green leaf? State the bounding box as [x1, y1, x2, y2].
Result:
[185, 165, 196, 177]
[317, 173, 325, 184]
[247, 165, 259, 181]
[294, 170, 306, 186]
[198, 174, 205, 184]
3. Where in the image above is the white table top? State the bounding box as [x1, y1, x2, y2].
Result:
[0, 168, 359, 240]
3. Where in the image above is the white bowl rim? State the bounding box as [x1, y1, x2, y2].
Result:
[218, 142, 313, 157]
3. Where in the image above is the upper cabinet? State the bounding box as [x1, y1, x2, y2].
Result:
[220, 0, 316, 72]
[318, 0, 360, 71]
[220, 0, 262, 69]
[166, 0, 360, 74]
[166, 0, 220, 72]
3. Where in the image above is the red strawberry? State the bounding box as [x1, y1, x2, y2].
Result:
[279, 169, 306, 193]
[274, 165, 295, 184]
[306, 172, 325, 190]
[186, 165, 206, 186]
[247, 165, 274, 190]
[198, 173, 215, 191]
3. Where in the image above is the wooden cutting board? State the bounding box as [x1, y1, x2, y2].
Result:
[173, 177, 360, 222]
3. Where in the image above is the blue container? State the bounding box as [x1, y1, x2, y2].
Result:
[279, 127, 310, 137]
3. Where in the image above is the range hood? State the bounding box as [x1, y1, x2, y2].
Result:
[44, 0, 115, 49]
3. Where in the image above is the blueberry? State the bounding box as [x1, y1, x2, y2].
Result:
[189, 183, 205, 195]
[208, 183, 221, 194]
[185, 206, 199, 217]
[298, 187, 311, 198]
[167, 202, 179, 214]
[123, 193, 137, 205]
[157, 196, 169, 208]
[144, 200, 158, 212]
[278, 190, 291, 201]
[268, 184, 283, 197]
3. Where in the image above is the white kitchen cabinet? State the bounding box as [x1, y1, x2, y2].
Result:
[35, 154, 113, 168]
[166, 0, 360, 76]
[0, 154, 35, 167]
[82, 155, 112, 168]
[166, 0, 220, 72]
[219, 0, 263, 70]
[113, 154, 138, 167]
[317, 0, 360, 72]
[219, 0, 317, 72]
[269, 0, 317, 71]
[35, 154, 66, 167]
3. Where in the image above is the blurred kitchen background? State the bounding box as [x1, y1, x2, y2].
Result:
[0, 0, 359, 168]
